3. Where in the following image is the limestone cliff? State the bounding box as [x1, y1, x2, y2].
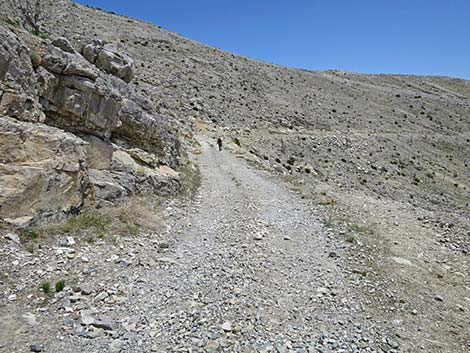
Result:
[0, 25, 181, 225]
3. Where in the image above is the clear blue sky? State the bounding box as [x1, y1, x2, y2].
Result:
[74, 0, 470, 79]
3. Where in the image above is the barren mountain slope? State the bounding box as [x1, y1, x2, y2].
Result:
[0, 1, 469, 352]
[7, 0, 467, 216]
[14, 0, 467, 235]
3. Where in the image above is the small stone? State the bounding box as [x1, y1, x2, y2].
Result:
[328, 251, 337, 258]
[94, 316, 116, 330]
[434, 295, 444, 302]
[8, 294, 16, 301]
[5, 233, 20, 244]
[283, 236, 291, 240]
[115, 258, 131, 267]
[75, 329, 92, 339]
[95, 291, 109, 301]
[80, 312, 95, 326]
[221, 321, 232, 332]
[63, 319, 75, 328]
[411, 309, 418, 315]
[22, 313, 37, 325]
[30, 344, 42, 352]
[380, 343, 392, 352]
[158, 242, 170, 249]
[79, 284, 93, 295]
[109, 339, 125, 352]
[387, 338, 399, 349]
[254, 233, 263, 241]
[87, 328, 104, 338]
[69, 295, 81, 303]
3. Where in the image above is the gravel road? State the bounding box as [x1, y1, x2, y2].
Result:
[42, 139, 396, 352]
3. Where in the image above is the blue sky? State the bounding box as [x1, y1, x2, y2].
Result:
[74, 0, 470, 79]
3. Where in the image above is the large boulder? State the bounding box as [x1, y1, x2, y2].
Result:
[82, 40, 135, 83]
[114, 98, 181, 169]
[0, 116, 89, 225]
[38, 42, 122, 138]
[85, 140, 180, 206]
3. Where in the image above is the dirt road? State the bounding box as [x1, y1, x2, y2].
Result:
[2, 138, 412, 352]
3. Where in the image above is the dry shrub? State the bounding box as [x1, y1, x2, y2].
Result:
[103, 196, 164, 234]
[38, 196, 164, 238]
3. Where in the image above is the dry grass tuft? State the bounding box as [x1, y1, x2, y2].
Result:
[36, 196, 164, 239]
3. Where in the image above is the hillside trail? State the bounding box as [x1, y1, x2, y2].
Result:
[51, 136, 393, 352]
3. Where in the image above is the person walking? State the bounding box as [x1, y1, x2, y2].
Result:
[217, 137, 223, 151]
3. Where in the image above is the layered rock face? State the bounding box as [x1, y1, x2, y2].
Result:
[0, 25, 180, 225]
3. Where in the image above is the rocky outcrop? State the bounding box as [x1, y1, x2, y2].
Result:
[0, 26, 180, 225]
[0, 116, 88, 226]
[0, 26, 44, 123]
[82, 40, 135, 83]
[84, 137, 180, 206]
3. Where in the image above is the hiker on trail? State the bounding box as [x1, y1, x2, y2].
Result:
[217, 137, 223, 151]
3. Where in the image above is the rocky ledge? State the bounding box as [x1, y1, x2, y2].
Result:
[0, 25, 181, 226]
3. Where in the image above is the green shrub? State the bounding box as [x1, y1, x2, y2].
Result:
[55, 280, 65, 292]
[21, 229, 38, 241]
[3, 18, 19, 26]
[232, 137, 241, 147]
[40, 281, 51, 294]
[62, 210, 109, 233]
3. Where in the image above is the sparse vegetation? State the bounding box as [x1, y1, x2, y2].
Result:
[180, 151, 201, 197]
[55, 280, 65, 292]
[39, 281, 51, 294]
[28, 197, 164, 241]
[29, 50, 41, 68]
[0, 2, 467, 351]
[349, 223, 372, 234]
[322, 218, 336, 229]
[62, 210, 109, 234]
[1, 17, 19, 26]
[232, 137, 241, 146]
[21, 228, 38, 241]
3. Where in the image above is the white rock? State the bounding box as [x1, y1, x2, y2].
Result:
[95, 292, 109, 301]
[8, 294, 17, 301]
[221, 321, 232, 331]
[5, 233, 20, 244]
[66, 236, 76, 245]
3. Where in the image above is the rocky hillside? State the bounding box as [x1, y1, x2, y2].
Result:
[0, 1, 469, 352]
[2, 0, 468, 235]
